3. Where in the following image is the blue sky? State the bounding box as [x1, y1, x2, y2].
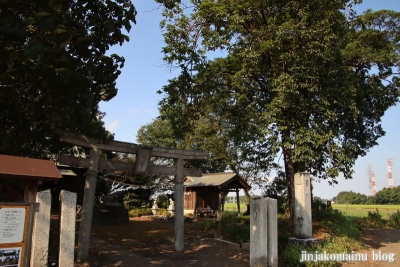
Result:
[99, 0, 400, 199]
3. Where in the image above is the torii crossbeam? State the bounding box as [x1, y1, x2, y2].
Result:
[56, 130, 208, 261]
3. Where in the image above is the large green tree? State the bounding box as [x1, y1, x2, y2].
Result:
[0, 0, 136, 158]
[156, 0, 400, 233]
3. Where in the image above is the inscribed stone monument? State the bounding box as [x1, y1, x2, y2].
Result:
[294, 172, 312, 239]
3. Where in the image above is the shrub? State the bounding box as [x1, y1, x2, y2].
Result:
[365, 209, 386, 228]
[201, 221, 218, 230]
[156, 194, 169, 209]
[219, 213, 250, 243]
[157, 208, 170, 217]
[282, 242, 305, 267]
[282, 236, 363, 267]
[128, 208, 152, 217]
[387, 210, 400, 228]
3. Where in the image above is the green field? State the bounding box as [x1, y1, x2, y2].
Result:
[222, 203, 400, 219]
[332, 204, 400, 219]
[223, 202, 247, 212]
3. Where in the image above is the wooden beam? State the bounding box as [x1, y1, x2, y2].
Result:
[57, 130, 208, 160]
[60, 155, 202, 177]
[57, 130, 141, 154]
[60, 155, 90, 168]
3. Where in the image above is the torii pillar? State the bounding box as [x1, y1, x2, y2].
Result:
[174, 158, 184, 252]
[56, 130, 207, 261]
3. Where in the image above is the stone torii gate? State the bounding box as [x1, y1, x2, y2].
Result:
[56, 130, 208, 262]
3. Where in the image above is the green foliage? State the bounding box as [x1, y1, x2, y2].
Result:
[387, 210, 400, 228]
[200, 221, 218, 230]
[335, 186, 400, 205]
[219, 213, 250, 243]
[123, 188, 153, 210]
[313, 199, 362, 239]
[282, 242, 305, 267]
[0, 0, 136, 158]
[262, 171, 287, 213]
[156, 0, 400, 234]
[157, 208, 171, 217]
[156, 194, 170, 209]
[283, 234, 364, 267]
[128, 208, 152, 217]
[375, 186, 400, 204]
[283, 204, 363, 267]
[365, 209, 386, 228]
[336, 191, 369, 204]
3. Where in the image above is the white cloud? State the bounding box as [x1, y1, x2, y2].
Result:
[130, 109, 139, 116]
[144, 109, 152, 114]
[107, 121, 120, 132]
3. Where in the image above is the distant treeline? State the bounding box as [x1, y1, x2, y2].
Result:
[335, 186, 400, 204]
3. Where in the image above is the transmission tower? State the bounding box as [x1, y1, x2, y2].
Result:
[388, 159, 395, 188]
[367, 164, 377, 196]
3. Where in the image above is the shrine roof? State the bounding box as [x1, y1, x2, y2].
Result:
[184, 172, 251, 190]
[0, 154, 62, 180]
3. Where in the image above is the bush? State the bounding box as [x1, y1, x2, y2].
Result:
[201, 221, 218, 230]
[219, 213, 250, 243]
[282, 242, 305, 267]
[387, 210, 400, 228]
[156, 194, 169, 209]
[282, 235, 363, 267]
[157, 208, 170, 217]
[281, 200, 364, 266]
[365, 209, 386, 228]
[128, 208, 152, 217]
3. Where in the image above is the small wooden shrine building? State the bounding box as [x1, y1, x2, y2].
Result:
[184, 172, 251, 217]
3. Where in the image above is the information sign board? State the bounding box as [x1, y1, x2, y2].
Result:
[0, 204, 34, 267]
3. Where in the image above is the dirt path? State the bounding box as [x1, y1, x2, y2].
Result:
[342, 228, 400, 267]
[60, 216, 398, 266]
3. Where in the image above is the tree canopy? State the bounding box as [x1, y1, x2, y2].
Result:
[155, 0, 400, 233]
[0, 0, 136, 158]
[335, 187, 400, 204]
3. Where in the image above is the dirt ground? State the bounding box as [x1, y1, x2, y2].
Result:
[341, 228, 400, 267]
[49, 215, 250, 266]
[48, 216, 399, 266]
[87, 216, 250, 266]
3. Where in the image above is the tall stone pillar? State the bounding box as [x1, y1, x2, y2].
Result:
[294, 172, 312, 239]
[267, 198, 278, 267]
[250, 197, 268, 266]
[31, 190, 52, 267]
[59, 190, 77, 267]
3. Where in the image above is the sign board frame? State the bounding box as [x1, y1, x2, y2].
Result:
[0, 203, 35, 267]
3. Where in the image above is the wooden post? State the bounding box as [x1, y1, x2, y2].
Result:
[236, 188, 241, 215]
[217, 191, 222, 220]
[23, 179, 38, 203]
[174, 157, 184, 253]
[77, 148, 100, 261]
[193, 191, 198, 218]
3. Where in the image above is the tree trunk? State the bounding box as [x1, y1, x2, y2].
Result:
[243, 188, 251, 214]
[282, 131, 296, 236]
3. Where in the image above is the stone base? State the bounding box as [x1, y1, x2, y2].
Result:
[288, 237, 322, 248]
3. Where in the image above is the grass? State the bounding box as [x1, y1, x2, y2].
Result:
[223, 203, 247, 212]
[283, 202, 365, 267]
[332, 204, 400, 219]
